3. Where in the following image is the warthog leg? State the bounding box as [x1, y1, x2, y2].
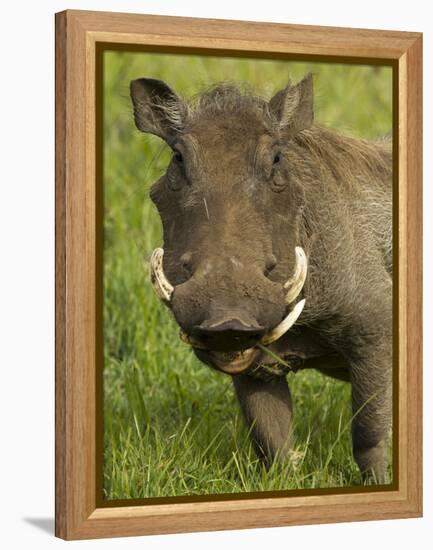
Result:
[232, 374, 293, 461]
[350, 354, 392, 484]
[347, 304, 393, 484]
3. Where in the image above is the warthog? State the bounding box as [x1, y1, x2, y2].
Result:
[130, 74, 392, 483]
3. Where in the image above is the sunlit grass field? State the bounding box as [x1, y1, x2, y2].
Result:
[103, 50, 392, 500]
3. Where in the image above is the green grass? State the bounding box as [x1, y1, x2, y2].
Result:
[103, 51, 392, 499]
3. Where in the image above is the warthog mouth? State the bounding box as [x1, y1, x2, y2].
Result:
[178, 299, 306, 374]
[192, 347, 304, 379]
[149, 246, 308, 375]
[194, 348, 261, 375]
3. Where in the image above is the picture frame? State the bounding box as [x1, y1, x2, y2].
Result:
[55, 9, 422, 540]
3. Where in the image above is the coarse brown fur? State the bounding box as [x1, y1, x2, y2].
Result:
[130, 75, 393, 483]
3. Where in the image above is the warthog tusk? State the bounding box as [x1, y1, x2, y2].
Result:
[150, 248, 174, 303]
[284, 246, 308, 304]
[260, 299, 306, 346]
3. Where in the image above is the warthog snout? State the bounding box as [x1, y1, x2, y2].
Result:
[170, 262, 287, 348]
[192, 316, 266, 352]
[150, 246, 308, 369]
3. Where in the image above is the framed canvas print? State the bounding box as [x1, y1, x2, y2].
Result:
[55, 10, 423, 540]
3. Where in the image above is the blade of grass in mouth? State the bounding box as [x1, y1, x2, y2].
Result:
[255, 343, 293, 370]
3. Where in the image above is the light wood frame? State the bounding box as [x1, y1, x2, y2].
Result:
[55, 9, 423, 540]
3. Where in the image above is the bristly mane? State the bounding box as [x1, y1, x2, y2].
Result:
[153, 82, 274, 133]
[193, 83, 271, 120]
[295, 127, 392, 186]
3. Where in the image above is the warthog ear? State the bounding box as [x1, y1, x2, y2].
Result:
[130, 78, 187, 141]
[269, 73, 313, 135]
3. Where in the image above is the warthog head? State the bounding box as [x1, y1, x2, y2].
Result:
[130, 75, 313, 375]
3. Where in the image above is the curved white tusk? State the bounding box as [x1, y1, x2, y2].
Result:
[284, 246, 308, 304]
[150, 248, 174, 304]
[260, 299, 306, 346]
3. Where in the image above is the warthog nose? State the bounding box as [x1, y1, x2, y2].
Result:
[192, 318, 266, 352]
[264, 254, 278, 275]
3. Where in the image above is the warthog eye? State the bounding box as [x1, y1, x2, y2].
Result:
[173, 150, 183, 163]
[273, 152, 281, 164]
